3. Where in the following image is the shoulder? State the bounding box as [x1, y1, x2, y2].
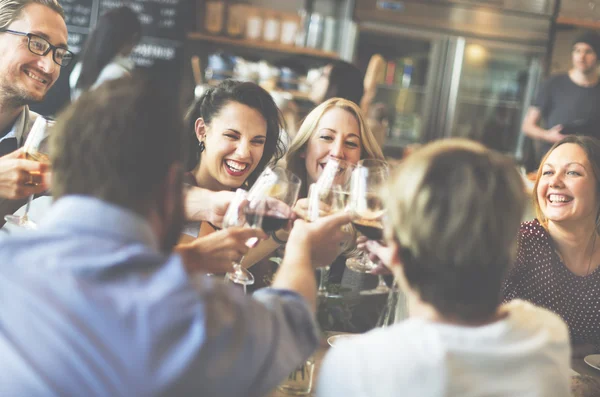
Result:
[545, 74, 570, 86]
[515, 220, 554, 265]
[318, 320, 429, 395]
[503, 299, 569, 341]
[519, 219, 549, 243]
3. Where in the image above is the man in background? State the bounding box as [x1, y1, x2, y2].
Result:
[0, 76, 351, 396]
[522, 30, 600, 163]
[0, 0, 71, 222]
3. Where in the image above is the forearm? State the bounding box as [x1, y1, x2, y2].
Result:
[523, 123, 553, 142]
[173, 242, 202, 273]
[241, 230, 288, 269]
[272, 244, 317, 312]
[184, 186, 212, 222]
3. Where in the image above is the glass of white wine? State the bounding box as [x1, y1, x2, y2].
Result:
[4, 117, 53, 230]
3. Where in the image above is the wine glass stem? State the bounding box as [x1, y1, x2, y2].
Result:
[318, 267, 328, 293]
[233, 257, 245, 275]
[22, 194, 33, 221]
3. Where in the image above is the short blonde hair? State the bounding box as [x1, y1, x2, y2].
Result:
[285, 97, 384, 198]
[384, 139, 525, 321]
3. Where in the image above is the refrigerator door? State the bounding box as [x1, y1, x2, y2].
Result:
[356, 23, 450, 155]
[442, 37, 545, 155]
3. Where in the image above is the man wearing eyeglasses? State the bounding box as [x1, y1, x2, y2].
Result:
[0, 0, 71, 225]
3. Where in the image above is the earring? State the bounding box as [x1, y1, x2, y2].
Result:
[199, 141, 205, 153]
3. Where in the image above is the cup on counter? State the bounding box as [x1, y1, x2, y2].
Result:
[277, 355, 315, 395]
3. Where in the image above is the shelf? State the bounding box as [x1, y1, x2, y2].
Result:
[377, 84, 426, 93]
[187, 32, 340, 60]
[458, 96, 521, 109]
[556, 16, 600, 30]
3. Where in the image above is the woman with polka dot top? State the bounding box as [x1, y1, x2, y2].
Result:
[503, 135, 600, 357]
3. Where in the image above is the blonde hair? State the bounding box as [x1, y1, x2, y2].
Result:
[533, 135, 600, 234]
[285, 97, 384, 198]
[383, 138, 525, 321]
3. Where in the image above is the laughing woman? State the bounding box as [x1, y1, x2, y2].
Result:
[503, 135, 600, 357]
[178, 80, 285, 267]
[244, 98, 386, 331]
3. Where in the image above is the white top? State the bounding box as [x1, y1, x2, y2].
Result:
[69, 55, 135, 100]
[317, 299, 571, 397]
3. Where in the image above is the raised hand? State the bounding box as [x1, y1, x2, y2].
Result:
[178, 226, 267, 274]
[0, 148, 50, 199]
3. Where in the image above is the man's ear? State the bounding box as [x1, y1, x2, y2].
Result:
[195, 118, 206, 143]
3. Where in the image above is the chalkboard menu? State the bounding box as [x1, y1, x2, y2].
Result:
[63, 0, 186, 67]
[31, 0, 187, 116]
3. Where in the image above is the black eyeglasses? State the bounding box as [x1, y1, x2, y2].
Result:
[0, 29, 73, 67]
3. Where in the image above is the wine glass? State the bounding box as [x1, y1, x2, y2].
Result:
[307, 182, 350, 297]
[345, 158, 390, 295]
[223, 189, 265, 292]
[4, 117, 53, 230]
[308, 158, 355, 297]
[247, 166, 301, 234]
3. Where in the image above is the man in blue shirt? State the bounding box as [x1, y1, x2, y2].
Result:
[0, 76, 351, 397]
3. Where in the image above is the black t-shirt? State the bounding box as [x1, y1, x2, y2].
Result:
[533, 74, 600, 155]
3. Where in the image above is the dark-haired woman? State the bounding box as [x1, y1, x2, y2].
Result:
[309, 61, 364, 106]
[69, 7, 141, 100]
[181, 79, 285, 240]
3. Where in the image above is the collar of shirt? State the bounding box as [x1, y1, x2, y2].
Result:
[40, 195, 160, 252]
[0, 106, 32, 145]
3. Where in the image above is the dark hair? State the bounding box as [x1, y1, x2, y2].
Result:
[573, 30, 600, 57]
[184, 79, 286, 187]
[384, 139, 525, 322]
[75, 6, 141, 91]
[324, 61, 364, 105]
[51, 75, 184, 214]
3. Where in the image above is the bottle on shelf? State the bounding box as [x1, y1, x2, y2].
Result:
[204, 1, 225, 35]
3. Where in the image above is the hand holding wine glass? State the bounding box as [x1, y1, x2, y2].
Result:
[0, 148, 50, 200]
[247, 166, 301, 235]
[223, 189, 265, 289]
[4, 117, 53, 229]
[346, 158, 390, 294]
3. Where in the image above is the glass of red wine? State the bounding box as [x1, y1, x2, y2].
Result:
[346, 158, 390, 295]
[224, 189, 265, 291]
[247, 166, 301, 234]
